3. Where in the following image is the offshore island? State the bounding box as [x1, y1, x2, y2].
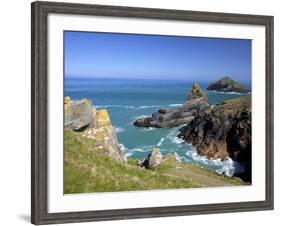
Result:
[64, 77, 251, 194]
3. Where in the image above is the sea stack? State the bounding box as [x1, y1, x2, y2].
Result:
[206, 76, 250, 93]
[133, 83, 209, 128]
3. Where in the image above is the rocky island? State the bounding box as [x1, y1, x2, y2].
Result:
[133, 83, 210, 128]
[64, 96, 245, 193]
[206, 76, 250, 93]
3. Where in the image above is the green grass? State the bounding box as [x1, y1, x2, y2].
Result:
[64, 130, 245, 194]
[220, 95, 251, 110]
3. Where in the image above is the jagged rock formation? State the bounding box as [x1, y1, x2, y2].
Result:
[64, 97, 127, 162]
[178, 96, 252, 182]
[140, 148, 162, 169]
[206, 76, 250, 93]
[133, 83, 210, 128]
[64, 97, 93, 131]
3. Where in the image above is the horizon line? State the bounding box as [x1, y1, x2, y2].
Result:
[65, 75, 251, 83]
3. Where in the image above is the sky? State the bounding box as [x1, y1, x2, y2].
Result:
[64, 31, 251, 83]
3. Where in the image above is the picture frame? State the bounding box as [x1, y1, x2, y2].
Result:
[31, 1, 274, 225]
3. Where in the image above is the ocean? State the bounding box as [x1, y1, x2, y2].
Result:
[65, 78, 250, 176]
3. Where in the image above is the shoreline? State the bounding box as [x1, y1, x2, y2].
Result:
[64, 129, 246, 194]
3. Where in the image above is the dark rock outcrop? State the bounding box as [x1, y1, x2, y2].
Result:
[178, 96, 252, 182]
[206, 76, 250, 93]
[133, 83, 210, 128]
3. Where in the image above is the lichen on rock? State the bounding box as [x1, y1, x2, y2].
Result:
[188, 83, 207, 100]
[64, 97, 127, 163]
[64, 97, 93, 131]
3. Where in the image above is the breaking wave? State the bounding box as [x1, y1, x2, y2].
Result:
[96, 104, 135, 109]
[169, 103, 183, 107]
[206, 90, 250, 95]
[131, 115, 150, 122]
[136, 105, 161, 109]
[157, 138, 165, 147]
[116, 127, 125, 133]
[185, 145, 245, 177]
[96, 104, 164, 110]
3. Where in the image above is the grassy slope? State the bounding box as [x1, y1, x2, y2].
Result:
[220, 95, 251, 109]
[64, 130, 245, 194]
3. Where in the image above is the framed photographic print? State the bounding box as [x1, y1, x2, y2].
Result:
[31, 1, 274, 225]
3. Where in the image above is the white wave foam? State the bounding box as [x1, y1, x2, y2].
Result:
[216, 160, 245, 176]
[136, 105, 161, 109]
[145, 127, 156, 131]
[138, 127, 157, 132]
[166, 128, 183, 144]
[128, 144, 155, 154]
[96, 104, 135, 109]
[207, 90, 250, 95]
[169, 103, 183, 107]
[126, 152, 133, 157]
[171, 136, 183, 144]
[173, 152, 182, 162]
[185, 146, 245, 177]
[131, 115, 150, 122]
[157, 138, 165, 147]
[116, 127, 125, 133]
[129, 148, 149, 153]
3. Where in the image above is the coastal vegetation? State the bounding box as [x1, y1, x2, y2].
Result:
[64, 77, 250, 194]
[64, 129, 244, 194]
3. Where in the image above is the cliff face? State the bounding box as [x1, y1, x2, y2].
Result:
[83, 109, 127, 162]
[178, 96, 252, 182]
[64, 97, 93, 131]
[206, 76, 250, 93]
[64, 97, 127, 163]
[133, 83, 209, 128]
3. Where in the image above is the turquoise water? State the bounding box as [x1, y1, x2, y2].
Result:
[65, 78, 250, 176]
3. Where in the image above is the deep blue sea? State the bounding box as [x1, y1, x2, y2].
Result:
[65, 78, 250, 176]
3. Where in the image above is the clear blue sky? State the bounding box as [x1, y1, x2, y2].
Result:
[64, 31, 251, 83]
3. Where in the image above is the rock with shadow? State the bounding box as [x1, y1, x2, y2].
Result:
[133, 83, 210, 128]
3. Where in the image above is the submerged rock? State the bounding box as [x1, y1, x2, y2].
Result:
[141, 148, 162, 169]
[206, 76, 250, 93]
[178, 96, 252, 182]
[133, 83, 209, 128]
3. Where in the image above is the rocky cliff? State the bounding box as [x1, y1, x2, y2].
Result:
[64, 96, 93, 131]
[133, 83, 210, 128]
[206, 76, 250, 93]
[64, 97, 127, 162]
[178, 96, 252, 182]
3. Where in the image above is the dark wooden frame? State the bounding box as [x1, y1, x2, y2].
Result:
[31, 1, 274, 225]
